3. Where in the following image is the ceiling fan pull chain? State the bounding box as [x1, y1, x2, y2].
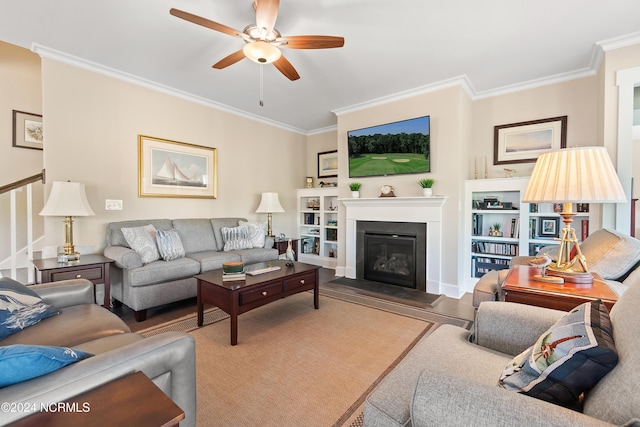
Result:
[259, 65, 264, 107]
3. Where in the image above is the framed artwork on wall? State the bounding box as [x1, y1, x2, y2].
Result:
[12, 110, 43, 150]
[494, 116, 567, 165]
[138, 134, 217, 198]
[318, 150, 338, 178]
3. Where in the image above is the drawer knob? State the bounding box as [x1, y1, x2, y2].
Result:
[300, 279, 305, 284]
[76, 274, 82, 278]
[262, 291, 267, 296]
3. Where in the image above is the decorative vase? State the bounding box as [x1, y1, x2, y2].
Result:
[351, 191, 360, 198]
[422, 188, 433, 197]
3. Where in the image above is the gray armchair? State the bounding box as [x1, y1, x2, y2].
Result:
[364, 272, 640, 426]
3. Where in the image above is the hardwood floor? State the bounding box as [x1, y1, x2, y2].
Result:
[116, 267, 476, 332]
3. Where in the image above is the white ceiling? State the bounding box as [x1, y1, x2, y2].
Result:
[1, 0, 640, 134]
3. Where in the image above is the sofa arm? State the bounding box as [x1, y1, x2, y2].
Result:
[473, 301, 565, 355]
[32, 279, 95, 307]
[410, 368, 612, 427]
[104, 245, 142, 269]
[0, 332, 196, 427]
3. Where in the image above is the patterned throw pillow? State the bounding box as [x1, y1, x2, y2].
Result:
[0, 345, 93, 387]
[0, 277, 60, 340]
[221, 225, 253, 251]
[239, 221, 268, 248]
[156, 229, 186, 261]
[121, 224, 160, 264]
[499, 300, 618, 406]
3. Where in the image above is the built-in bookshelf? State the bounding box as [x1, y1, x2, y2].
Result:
[297, 187, 338, 268]
[463, 178, 594, 291]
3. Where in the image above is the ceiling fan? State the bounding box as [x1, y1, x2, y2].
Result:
[170, 0, 345, 81]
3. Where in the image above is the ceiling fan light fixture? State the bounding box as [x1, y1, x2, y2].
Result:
[243, 41, 281, 64]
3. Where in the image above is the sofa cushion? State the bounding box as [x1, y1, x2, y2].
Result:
[0, 278, 60, 340]
[229, 248, 279, 264]
[239, 221, 268, 248]
[172, 218, 218, 253]
[187, 251, 240, 273]
[0, 345, 93, 388]
[499, 300, 618, 406]
[126, 257, 202, 288]
[156, 229, 185, 261]
[221, 225, 253, 251]
[580, 228, 640, 280]
[1, 304, 130, 347]
[121, 224, 160, 264]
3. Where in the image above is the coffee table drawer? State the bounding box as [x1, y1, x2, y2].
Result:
[239, 282, 282, 305]
[284, 271, 315, 291]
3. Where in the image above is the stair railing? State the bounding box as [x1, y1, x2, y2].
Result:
[0, 169, 45, 282]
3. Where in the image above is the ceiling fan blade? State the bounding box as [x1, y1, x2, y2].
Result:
[280, 35, 345, 49]
[255, 0, 279, 34]
[212, 49, 246, 69]
[273, 55, 300, 81]
[170, 8, 241, 37]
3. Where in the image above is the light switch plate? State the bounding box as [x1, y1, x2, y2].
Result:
[105, 199, 123, 210]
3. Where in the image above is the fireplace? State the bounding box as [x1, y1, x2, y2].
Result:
[341, 196, 447, 295]
[357, 221, 426, 291]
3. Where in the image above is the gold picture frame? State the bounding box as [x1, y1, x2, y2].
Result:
[138, 135, 217, 198]
[12, 110, 43, 150]
[494, 116, 567, 165]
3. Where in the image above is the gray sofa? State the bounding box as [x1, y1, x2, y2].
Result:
[104, 218, 278, 321]
[0, 278, 196, 426]
[363, 272, 640, 426]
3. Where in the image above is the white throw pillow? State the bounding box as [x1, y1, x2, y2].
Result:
[239, 221, 268, 248]
[121, 224, 160, 264]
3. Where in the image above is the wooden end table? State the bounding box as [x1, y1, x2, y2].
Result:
[195, 260, 319, 345]
[502, 265, 618, 311]
[32, 255, 114, 310]
[8, 371, 184, 427]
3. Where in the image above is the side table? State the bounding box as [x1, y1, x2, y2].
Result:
[8, 371, 184, 427]
[273, 237, 299, 261]
[502, 265, 618, 311]
[32, 254, 114, 310]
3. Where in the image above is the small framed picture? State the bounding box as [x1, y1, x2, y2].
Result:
[12, 110, 43, 150]
[553, 203, 563, 213]
[317, 150, 338, 178]
[539, 217, 560, 238]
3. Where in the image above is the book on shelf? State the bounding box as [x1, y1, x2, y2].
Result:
[510, 218, 520, 238]
[222, 272, 246, 281]
[582, 219, 589, 241]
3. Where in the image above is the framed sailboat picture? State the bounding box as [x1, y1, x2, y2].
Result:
[138, 135, 218, 198]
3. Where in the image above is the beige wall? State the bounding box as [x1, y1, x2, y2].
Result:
[0, 41, 44, 262]
[40, 59, 306, 254]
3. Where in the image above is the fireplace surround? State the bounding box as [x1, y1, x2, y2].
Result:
[341, 196, 447, 294]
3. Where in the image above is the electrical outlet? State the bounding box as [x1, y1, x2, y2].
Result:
[105, 199, 123, 210]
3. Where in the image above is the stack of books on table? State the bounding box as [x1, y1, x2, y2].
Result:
[222, 272, 246, 281]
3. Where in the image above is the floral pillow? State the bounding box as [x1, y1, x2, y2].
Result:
[121, 224, 160, 264]
[500, 300, 618, 406]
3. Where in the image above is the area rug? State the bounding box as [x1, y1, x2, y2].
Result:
[139, 292, 439, 426]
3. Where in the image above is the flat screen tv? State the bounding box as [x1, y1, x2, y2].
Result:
[347, 115, 430, 178]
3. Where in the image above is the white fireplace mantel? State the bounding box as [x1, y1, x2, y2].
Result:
[340, 196, 448, 294]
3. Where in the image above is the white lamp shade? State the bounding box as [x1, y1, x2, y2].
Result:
[255, 192, 284, 213]
[40, 181, 95, 217]
[523, 147, 626, 203]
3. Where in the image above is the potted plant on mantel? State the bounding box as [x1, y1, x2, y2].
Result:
[349, 182, 362, 198]
[418, 178, 435, 197]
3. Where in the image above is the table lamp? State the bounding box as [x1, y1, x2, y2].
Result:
[40, 181, 95, 261]
[523, 147, 626, 284]
[255, 192, 284, 237]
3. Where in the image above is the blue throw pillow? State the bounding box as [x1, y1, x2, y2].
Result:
[500, 300, 618, 406]
[0, 345, 93, 387]
[0, 277, 60, 340]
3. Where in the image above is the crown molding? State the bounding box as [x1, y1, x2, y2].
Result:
[31, 43, 308, 136]
[597, 31, 640, 52]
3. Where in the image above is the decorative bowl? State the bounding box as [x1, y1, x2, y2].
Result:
[223, 261, 245, 274]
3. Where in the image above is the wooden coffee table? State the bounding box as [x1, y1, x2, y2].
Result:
[502, 265, 618, 311]
[195, 260, 320, 345]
